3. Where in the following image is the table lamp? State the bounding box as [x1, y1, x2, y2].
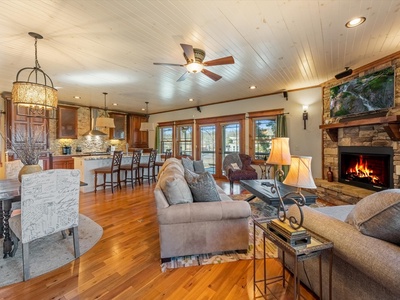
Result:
[283, 155, 317, 229]
[266, 137, 292, 221]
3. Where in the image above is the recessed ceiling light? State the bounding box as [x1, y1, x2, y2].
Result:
[345, 17, 366, 28]
[189, 98, 194, 102]
[73, 96, 81, 99]
[142, 108, 146, 111]
[249, 85, 257, 89]
[112, 103, 118, 106]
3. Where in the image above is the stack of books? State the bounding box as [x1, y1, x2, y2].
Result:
[267, 219, 311, 246]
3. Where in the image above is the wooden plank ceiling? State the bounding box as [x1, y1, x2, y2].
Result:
[0, 0, 399, 114]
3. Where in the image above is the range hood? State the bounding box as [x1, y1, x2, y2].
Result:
[83, 108, 107, 136]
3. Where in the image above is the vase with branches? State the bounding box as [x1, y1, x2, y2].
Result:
[1, 127, 46, 181]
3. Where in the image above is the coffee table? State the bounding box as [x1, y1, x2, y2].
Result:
[240, 179, 317, 207]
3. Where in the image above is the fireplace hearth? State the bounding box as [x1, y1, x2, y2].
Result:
[338, 146, 393, 191]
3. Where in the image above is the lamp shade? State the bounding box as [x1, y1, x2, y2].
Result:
[96, 117, 115, 128]
[266, 137, 291, 165]
[283, 155, 316, 189]
[140, 122, 155, 131]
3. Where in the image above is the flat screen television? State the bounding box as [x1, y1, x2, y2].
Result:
[330, 66, 395, 118]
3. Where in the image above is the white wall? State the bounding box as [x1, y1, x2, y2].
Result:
[148, 87, 323, 178]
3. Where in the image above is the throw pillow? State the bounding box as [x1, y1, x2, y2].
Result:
[345, 189, 400, 245]
[159, 173, 193, 205]
[184, 169, 221, 202]
[181, 157, 195, 172]
[231, 162, 241, 170]
[193, 159, 206, 173]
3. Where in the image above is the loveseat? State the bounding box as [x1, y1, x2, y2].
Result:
[153, 158, 251, 260]
[285, 189, 400, 300]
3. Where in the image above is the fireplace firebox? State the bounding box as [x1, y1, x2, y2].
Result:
[338, 146, 393, 191]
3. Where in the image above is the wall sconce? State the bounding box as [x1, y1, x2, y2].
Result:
[302, 105, 308, 130]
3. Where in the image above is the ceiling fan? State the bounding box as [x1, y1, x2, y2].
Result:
[153, 44, 234, 82]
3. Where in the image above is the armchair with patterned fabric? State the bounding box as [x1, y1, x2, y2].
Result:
[223, 153, 258, 191]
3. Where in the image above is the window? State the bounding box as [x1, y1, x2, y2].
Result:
[249, 109, 283, 162]
[254, 118, 276, 160]
[159, 126, 173, 154]
[177, 125, 192, 157]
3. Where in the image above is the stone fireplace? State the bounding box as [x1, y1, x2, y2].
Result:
[318, 59, 400, 205]
[338, 146, 393, 191]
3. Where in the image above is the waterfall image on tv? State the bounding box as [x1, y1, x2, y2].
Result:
[330, 67, 395, 118]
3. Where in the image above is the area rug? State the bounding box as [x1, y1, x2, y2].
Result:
[161, 197, 278, 271]
[0, 214, 103, 288]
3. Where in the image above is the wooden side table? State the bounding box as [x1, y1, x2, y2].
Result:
[253, 217, 333, 300]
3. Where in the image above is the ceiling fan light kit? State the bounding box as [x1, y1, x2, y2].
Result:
[154, 43, 234, 82]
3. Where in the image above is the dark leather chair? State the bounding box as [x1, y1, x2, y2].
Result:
[223, 153, 258, 191]
[120, 150, 141, 187]
[94, 151, 123, 193]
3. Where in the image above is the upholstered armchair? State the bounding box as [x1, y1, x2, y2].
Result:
[223, 153, 258, 191]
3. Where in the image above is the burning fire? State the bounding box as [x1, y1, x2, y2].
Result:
[346, 156, 381, 184]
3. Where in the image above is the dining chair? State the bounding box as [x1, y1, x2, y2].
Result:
[94, 150, 123, 193]
[8, 169, 81, 281]
[139, 149, 157, 184]
[120, 150, 141, 187]
[155, 149, 172, 177]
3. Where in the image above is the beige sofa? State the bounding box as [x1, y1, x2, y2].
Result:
[153, 158, 251, 260]
[285, 192, 400, 300]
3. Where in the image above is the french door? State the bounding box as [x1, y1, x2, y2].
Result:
[196, 114, 245, 178]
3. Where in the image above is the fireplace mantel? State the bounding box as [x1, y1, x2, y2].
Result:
[319, 115, 400, 142]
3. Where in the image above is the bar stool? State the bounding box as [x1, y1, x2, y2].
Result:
[155, 149, 172, 177]
[120, 150, 141, 187]
[94, 151, 123, 193]
[139, 149, 157, 184]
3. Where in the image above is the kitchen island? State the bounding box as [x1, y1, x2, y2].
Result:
[73, 153, 158, 193]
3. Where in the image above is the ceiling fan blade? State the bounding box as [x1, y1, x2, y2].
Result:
[180, 44, 195, 62]
[153, 63, 184, 67]
[177, 71, 189, 82]
[203, 56, 235, 66]
[201, 69, 222, 81]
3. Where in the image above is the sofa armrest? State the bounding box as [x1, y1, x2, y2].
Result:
[158, 201, 251, 225]
[288, 205, 400, 296]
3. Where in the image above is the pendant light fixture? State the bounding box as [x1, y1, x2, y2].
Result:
[12, 32, 58, 119]
[140, 102, 155, 131]
[96, 92, 115, 128]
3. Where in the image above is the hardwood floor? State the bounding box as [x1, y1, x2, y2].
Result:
[0, 180, 317, 300]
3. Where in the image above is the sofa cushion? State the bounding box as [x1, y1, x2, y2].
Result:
[181, 157, 195, 172]
[345, 189, 400, 244]
[184, 169, 221, 202]
[193, 159, 206, 172]
[159, 172, 193, 205]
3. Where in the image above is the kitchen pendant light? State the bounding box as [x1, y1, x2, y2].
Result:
[96, 92, 115, 128]
[12, 32, 58, 119]
[140, 102, 155, 131]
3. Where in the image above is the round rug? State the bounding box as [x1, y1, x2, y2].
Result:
[0, 214, 103, 287]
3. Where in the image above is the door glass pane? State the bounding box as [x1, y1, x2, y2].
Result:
[200, 125, 216, 174]
[223, 123, 240, 158]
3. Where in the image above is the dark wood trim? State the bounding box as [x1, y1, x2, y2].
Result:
[319, 115, 400, 142]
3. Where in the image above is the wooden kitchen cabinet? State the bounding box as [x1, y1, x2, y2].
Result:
[127, 114, 148, 148]
[109, 113, 126, 140]
[2, 92, 48, 150]
[52, 156, 75, 169]
[57, 105, 78, 139]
